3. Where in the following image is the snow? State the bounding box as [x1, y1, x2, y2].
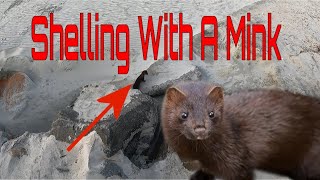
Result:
[0, 0, 262, 135]
[0, 131, 103, 179]
[0, 131, 190, 179]
[0, 130, 288, 179]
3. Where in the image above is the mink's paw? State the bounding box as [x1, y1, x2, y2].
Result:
[190, 170, 215, 180]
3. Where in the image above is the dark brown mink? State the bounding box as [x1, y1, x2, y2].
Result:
[132, 70, 148, 89]
[161, 81, 320, 180]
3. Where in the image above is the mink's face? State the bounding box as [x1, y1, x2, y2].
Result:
[163, 83, 224, 141]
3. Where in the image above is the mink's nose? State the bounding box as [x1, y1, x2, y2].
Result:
[194, 124, 208, 140]
[194, 127, 206, 134]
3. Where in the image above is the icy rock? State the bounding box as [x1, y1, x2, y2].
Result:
[0, 71, 14, 97]
[0, 131, 286, 179]
[50, 81, 161, 168]
[0, 55, 42, 82]
[0, 81, 288, 180]
[106, 151, 192, 179]
[135, 152, 192, 179]
[0, 71, 34, 117]
[0, 81, 6, 97]
[1, 56, 33, 75]
[0, 131, 110, 179]
[139, 60, 202, 96]
[101, 160, 128, 178]
[0, 131, 8, 146]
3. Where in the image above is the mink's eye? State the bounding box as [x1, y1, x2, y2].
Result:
[208, 111, 215, 119]
[181, 112, 188, 120]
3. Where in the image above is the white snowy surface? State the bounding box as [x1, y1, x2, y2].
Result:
[0, 131, 190, 179]
[0, 130, 288, 179]
[0, 131, 105, 179]
[73, 83, 140, 122]
[0, 0, 262, 134]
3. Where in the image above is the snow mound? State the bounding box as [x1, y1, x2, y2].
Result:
[0, 131, 107, 179]
[0, 131, 191, 179]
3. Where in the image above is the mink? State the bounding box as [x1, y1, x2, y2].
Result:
[132, 70, 148, 89]
[161, 81, 320, 180]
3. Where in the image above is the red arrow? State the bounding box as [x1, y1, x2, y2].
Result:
[67, 84, 132, 152]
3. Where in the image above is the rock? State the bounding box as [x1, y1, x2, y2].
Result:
[0, 54, 77, 81]
[0, 71, 15, 97]
[0, 131, 9, 146]
[0, 131, 110, 179]
[50, 81, 161, 168]
[107, 151, 192, 179]
[0, 129, 287, 179]
[101, 161, 127, 178]
[139, 60, 202, 96]
[1, 56, 33, 76]
[2, 71, 34, 117]
[9, 146, 27, 158]
[132, 152, 192, 179]
[0, 80, 8, 97]
[0, 131, 287, 179]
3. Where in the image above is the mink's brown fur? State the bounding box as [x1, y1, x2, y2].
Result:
[161, 81, 320, 180]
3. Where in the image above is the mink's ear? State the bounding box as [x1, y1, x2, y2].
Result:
[207, 86, 224, 105]
[166, 87, 186, 103]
